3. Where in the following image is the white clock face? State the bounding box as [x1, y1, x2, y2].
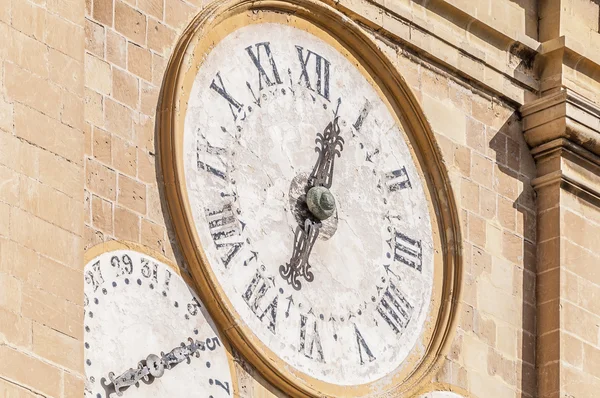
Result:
[84, 248, 234, 398]
[183, 23, 434, 385]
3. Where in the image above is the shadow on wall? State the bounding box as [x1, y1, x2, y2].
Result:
[489, 111, 536, 397]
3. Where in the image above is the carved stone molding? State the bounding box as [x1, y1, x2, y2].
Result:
[521, 88, 600, 200]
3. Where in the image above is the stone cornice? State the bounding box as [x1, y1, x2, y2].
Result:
[541, 36, 600, 79]
[522, 89, 600, 202]
[521, 88, 600, 156]
[529, 138, 600, 205]
[322, 0, 539, 105]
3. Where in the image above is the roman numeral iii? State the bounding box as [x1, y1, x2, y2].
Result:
[390, 231, 423, 272]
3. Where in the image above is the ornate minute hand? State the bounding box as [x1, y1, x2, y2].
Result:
[279, 116, 344, 291]
[106, 338, 204, 396]
[309, 116, 344, 189]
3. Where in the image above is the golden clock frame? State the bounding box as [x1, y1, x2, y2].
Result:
[83, 240, 241, 397]
[157, 0, 463, 396]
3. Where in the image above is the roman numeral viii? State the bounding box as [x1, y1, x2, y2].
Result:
[377, 282, 413, 335]
[205, 203, 244, 268]
[296, 46, 330, 101]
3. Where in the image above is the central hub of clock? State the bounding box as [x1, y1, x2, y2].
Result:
[306, 186, 336, 220]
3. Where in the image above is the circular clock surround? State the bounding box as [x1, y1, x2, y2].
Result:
[159, 0, 462, 396]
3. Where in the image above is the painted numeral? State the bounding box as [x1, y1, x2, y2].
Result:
[111, 254, 133, 276]
[162, 269, 172, 295]
[391, 231, 422, 272]
[210, 72, 246, 121]
[295, 46, 330, 101]
[354, 324, 376, 365]
[188, 296, 201, 316]
[353, 100, 372, 131]
[384, 167, 412, 192]
[214, 379, 230, 395]
[85, 260, 104, 292]
[197, 137, 228, 181]
[242, 271, 278, 334]
[205, 203, 245, 268]
[206, 336, 221, 351]
[246, 42, 282, 90]
[141, 257, 158, 283]
[377, 282, 413, 335]
[299, 315, 325, 363]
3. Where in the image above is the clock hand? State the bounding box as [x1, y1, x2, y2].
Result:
[108, 337, 204, 396]
[279, 115, 344, 290]
[279, 218, 320, 291]
[308, 115, 344, 189]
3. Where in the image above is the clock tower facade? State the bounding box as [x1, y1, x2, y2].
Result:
[1, 0, 600, 397]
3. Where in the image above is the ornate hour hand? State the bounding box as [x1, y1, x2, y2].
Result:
[279, 218, 321, 291]
[107, 337, 204, 396]
[279, 115, 345, 290]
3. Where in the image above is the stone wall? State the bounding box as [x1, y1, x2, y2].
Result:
[387, 47, 537, 398]
[0, 0, 86, 396]
[1, 0, 600, 397]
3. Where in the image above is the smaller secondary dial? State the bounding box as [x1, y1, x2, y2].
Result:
[83, 247, 234, 398]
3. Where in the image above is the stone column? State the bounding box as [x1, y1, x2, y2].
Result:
[522, 89, 600, 397]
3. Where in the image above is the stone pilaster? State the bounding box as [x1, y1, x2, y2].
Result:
[522, 88, 600, 398]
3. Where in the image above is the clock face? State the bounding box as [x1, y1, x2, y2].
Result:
[83, 246, 235, 398]
[182, 22, 434, 386]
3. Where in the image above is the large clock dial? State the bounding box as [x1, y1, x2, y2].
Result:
[83, 243, 235, 398]
[161, 1, 461, 396]
[184, 22, 433, 386]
